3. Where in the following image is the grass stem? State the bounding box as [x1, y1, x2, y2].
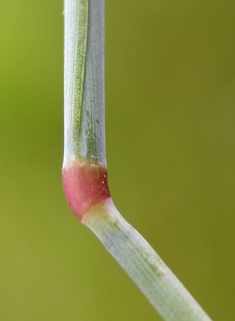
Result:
[63, 1, 213, 320]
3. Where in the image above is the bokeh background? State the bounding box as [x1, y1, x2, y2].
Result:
[1, 1, 235, 320]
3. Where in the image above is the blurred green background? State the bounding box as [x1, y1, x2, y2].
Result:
[0, 1, 235, 320]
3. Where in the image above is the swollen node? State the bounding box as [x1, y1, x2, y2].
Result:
[62, 162, 111, 221]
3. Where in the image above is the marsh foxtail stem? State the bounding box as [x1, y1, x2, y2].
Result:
[63, 1, 213, 320]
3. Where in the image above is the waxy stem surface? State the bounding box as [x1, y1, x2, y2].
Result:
[63, 1, 213, 320]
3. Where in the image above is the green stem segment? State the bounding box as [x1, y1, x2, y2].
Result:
[83, 199, 212, 321]
[63, 1, 213, 320]
[64, 0, 105, 167]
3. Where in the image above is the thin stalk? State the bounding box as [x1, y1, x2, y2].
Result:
[63, 1, 213, 320]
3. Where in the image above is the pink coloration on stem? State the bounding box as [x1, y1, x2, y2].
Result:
[62, 162, 111, 221]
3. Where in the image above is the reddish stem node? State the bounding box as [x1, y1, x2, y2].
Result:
[62, 162, 111, 221]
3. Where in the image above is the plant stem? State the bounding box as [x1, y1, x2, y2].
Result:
[83, 199, 212, 321]
[64, 0, 105, 167]
[63, 1, 213, 320]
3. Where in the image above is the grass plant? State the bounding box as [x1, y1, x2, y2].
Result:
[62, 1, 213, 320]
